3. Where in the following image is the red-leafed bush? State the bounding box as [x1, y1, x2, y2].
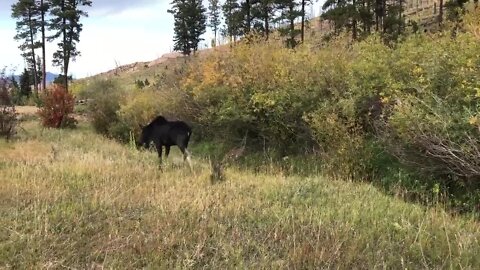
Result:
[38, 85, 77, 128]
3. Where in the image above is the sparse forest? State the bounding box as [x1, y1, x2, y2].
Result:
[1, 0, 480, 268]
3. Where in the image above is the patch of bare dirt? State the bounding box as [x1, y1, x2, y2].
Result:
[16, 106, 38, 115]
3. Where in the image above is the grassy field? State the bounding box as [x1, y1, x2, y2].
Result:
[1, 118, 480, 269]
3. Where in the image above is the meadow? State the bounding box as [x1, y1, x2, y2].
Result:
[1, 117, 480, 268]
[2, 6, 480, 269]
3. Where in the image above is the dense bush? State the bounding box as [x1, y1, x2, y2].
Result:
[82, 80, 123, 136]
[81, 78, 193, 143]
[183, 42, 350, 151]
[38, 85, 76, 128]
[178, 8, 480, 210]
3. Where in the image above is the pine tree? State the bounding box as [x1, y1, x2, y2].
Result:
[169, 0, 207, 56]
[53, 74, 72, 85]
[189, 0, 207, 53]
[322, 0, 403, 42]
[252, 0, 275, 39]
[275, 0, 302, 48]
[322, 0, 355, 35]
[208, 0, 221, 46]
[11, 0, 40, 93]
[241, 0, 252, 34]
[222, 0, 242, 44]
[35, 55, 43, 89]
[19, 68, 32, 97]
[49, 0, 91, 92]
[169, 0, 190, 55]
[383, 0, 404, 41]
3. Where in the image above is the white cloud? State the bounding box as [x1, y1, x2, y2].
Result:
[70, 2, 175, 78]
[73, 23, 174, 78]
[1, 0, 177, 78]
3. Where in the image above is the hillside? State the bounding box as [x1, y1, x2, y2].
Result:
[1, 118, 480, 268]
[79, 0, 442, 84]
[73, 46, 230, 92]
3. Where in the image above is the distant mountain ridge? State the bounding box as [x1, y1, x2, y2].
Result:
[12, 72, 59, 84]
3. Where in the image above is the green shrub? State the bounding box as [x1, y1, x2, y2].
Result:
[84, 80, 123, 135]
[383, 33, 480, 182]
[179, 8, 480, 211]
[183, 41, 353, 151]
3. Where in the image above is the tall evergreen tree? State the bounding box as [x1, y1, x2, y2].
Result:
[10, 75, 20, 91]
[169, 0, 190, 55]
[222, 0, 242, 44]
[252, 0, 275, 39]
[11, 0, 40, 93]
[322, 0, 404, 42]
[169, 0, 207, 55]
[189, 0, 207, 52]
[275, 0, 302, 48]
[383, 0, 404, 41]
[322, 0, 356, 36]
[35, 55, 43, 88]
[49, 0, 91, 92]
[19, 68, 32, 97]
[241, 0, 252, 34]
[358, 0, 374, 35]
[208, 0, 221, 46]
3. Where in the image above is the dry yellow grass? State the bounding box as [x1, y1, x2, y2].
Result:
[15, 105, 38, 115]
[1, 119, 480, 269]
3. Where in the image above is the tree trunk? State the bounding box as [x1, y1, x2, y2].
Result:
[301, 0, 305, 43]
[62, 0, 68, 92]
[367, 0, 371, 34]
[246, 0, 251, 33]
[289, 3, 295, 48]
[214, 25, 217, 47]
[27, 7, 38, 94]
[439, 0, 443, 25]
[352, 0, 357, 40]
[265, 13, 269, 40]
[41, 0, 46, 91]
[382, 0, 386, 33]
[362, 0, 367, 34]
[398, 0, 403, 37]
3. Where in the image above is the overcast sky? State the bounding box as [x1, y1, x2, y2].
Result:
[0, 0, 324, 78]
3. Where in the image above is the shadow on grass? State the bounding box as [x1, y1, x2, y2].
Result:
[189, 140, 480, 220]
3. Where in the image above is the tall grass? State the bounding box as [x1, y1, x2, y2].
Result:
[1, 120, 479, 268]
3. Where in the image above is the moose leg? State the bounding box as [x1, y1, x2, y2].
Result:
[165, 145, 171, 158]
[178, 145, 193, 171]
[154, 142, 163, 166]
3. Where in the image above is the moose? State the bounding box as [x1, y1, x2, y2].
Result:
[138, 115, 192, 169]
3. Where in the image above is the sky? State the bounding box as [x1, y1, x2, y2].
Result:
[0, 0, 324, 79]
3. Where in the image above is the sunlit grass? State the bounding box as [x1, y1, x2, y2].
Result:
[1, 119, 479, 268]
